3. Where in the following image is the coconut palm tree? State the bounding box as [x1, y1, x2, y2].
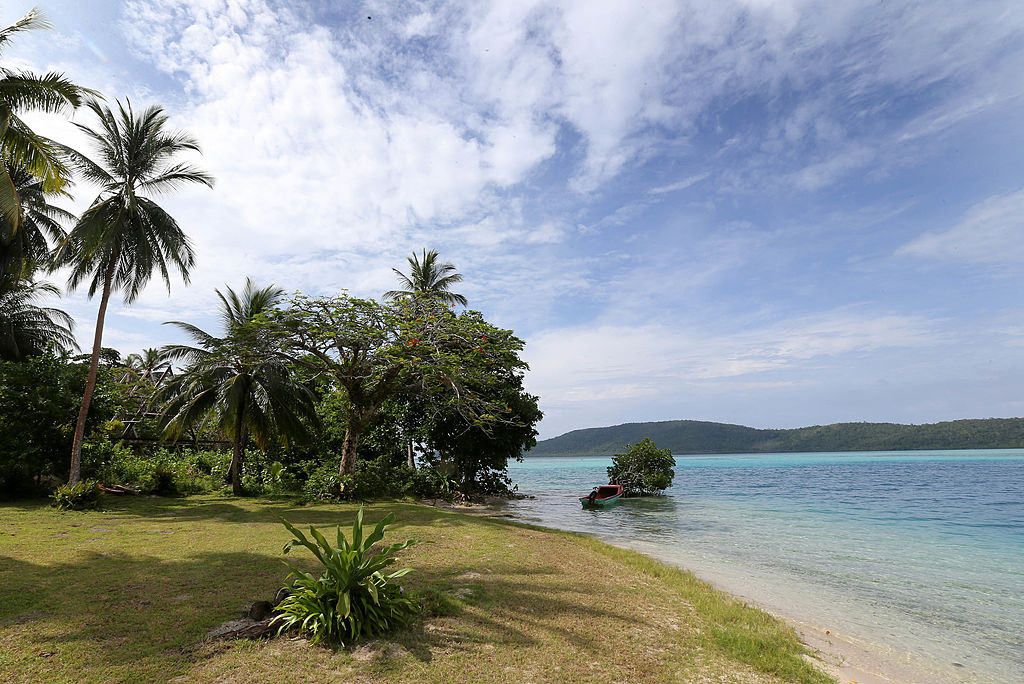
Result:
[124, 347, 168, 379]
[0, 165, 74, 280]
[384, 249, 468, 468]
[0, 8, 92, 227]
[384, 248, 468, 307]
[55, 98, 213, 484]
[159, 280, 317, 496]
[0, 278, 74, 360]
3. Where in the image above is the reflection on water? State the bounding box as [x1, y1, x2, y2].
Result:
[502, 450, 1024, 684]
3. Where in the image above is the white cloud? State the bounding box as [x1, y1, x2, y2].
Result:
[649, 172, 710, 195]
[12, 0, 1024, 439]
[525, 308, 936, 403]
[899, 190, 1024, 264]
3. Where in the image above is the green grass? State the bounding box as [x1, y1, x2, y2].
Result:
[0, 495, 832, 683]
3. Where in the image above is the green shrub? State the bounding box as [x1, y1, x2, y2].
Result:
[301, 457, 417, 502]
[240, 450, 301, 496]
[607, 437, 676, 496]
[344, 456, 415, 500]
[83, 443, 223, 496]
[51, 479, 102, 510]
[409, 466, 457, 502]
[302, 461, 345, 501]
[274, 510, 419, 646]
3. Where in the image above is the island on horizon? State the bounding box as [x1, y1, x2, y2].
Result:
[529, 417, 1024, 457]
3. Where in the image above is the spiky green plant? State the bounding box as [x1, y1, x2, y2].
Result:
[50, 479, 101, 510]
[274, 510, 419, 646]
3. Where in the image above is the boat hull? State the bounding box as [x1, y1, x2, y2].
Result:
[579, 493, 622, 507]
[579, 484, 624, 507]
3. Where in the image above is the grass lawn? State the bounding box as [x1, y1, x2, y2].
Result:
[0, 495, 832, 683]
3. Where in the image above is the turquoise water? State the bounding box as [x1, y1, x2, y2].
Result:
[502, 450, 1024, 683]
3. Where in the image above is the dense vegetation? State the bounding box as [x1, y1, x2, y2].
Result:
[0, 11, 541, 504]
[531, 417, 1024, 457]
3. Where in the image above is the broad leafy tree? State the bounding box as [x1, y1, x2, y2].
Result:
[159, 280, 317, 495]
[423, 357, 541, 496]
[0, 8, 92, 227]
[56, 98, 213, 484]
[0, 352, 119, 498]
[270, 294, 527, 476]
[384, 248, 469, 466]
[607, 438, 675, 496]
[384, 248, 468, 307]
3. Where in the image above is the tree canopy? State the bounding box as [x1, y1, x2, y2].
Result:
[607, 438, 675, 496]
[0, 7, 93, 228]
[269, 293, 531, 476]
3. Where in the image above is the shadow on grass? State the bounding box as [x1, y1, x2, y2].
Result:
[395, 561, 636, 662]
[0, 548, 634, 680]
[70, 495, 538, 537]
[0, 548, 286, 679]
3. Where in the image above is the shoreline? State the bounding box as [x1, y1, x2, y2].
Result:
[443, 497, 965, 684]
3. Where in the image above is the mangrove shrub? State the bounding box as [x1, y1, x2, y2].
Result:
[607, 438, 675, 496]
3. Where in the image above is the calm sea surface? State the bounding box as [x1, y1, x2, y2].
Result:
[500, 450, 1024, 683]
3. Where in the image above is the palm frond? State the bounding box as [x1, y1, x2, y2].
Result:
[156, 279, 316, 447]
[385, 248, 468, 306]
[0, 8, 50, 55]
[2, 115, 71, 192]
[0, 70, 91, 113]
[0, 277, 76, 359]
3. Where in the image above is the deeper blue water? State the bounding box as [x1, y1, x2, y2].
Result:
[501, 450, 1024, 683]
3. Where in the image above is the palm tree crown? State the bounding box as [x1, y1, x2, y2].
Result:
[55, 98, 214, 300]
[125, 347, 169, 378]
[159, 280, 317, 495]
[0, 279, 74, 360]
[0, 165, 73, 280]
[385, 248, 468, 307]
[0, 8, 93, 227]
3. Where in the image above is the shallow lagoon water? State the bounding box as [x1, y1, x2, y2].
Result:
[502, 450, 1024, 683]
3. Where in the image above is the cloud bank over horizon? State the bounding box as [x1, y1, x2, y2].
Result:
[8, 0, 1024, 438]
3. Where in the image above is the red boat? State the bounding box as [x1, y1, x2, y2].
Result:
[579, 484, 623, 507]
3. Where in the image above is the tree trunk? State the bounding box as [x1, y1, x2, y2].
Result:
[407, 439, 415, 469]
[339, 423, 360, 476]
[68, 258, 118, 485]
[229, 438, 242, 496]
[230, 411, 247, 496]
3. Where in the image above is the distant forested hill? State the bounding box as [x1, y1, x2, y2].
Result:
[528, 418, 1024, 457]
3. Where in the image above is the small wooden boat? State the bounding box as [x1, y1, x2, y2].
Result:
[579, 484, 623, 507]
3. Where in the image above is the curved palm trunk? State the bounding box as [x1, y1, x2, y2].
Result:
[68, 257, 117, 484]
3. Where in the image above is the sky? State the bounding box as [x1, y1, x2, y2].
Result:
[6, 0, 1024, 439]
